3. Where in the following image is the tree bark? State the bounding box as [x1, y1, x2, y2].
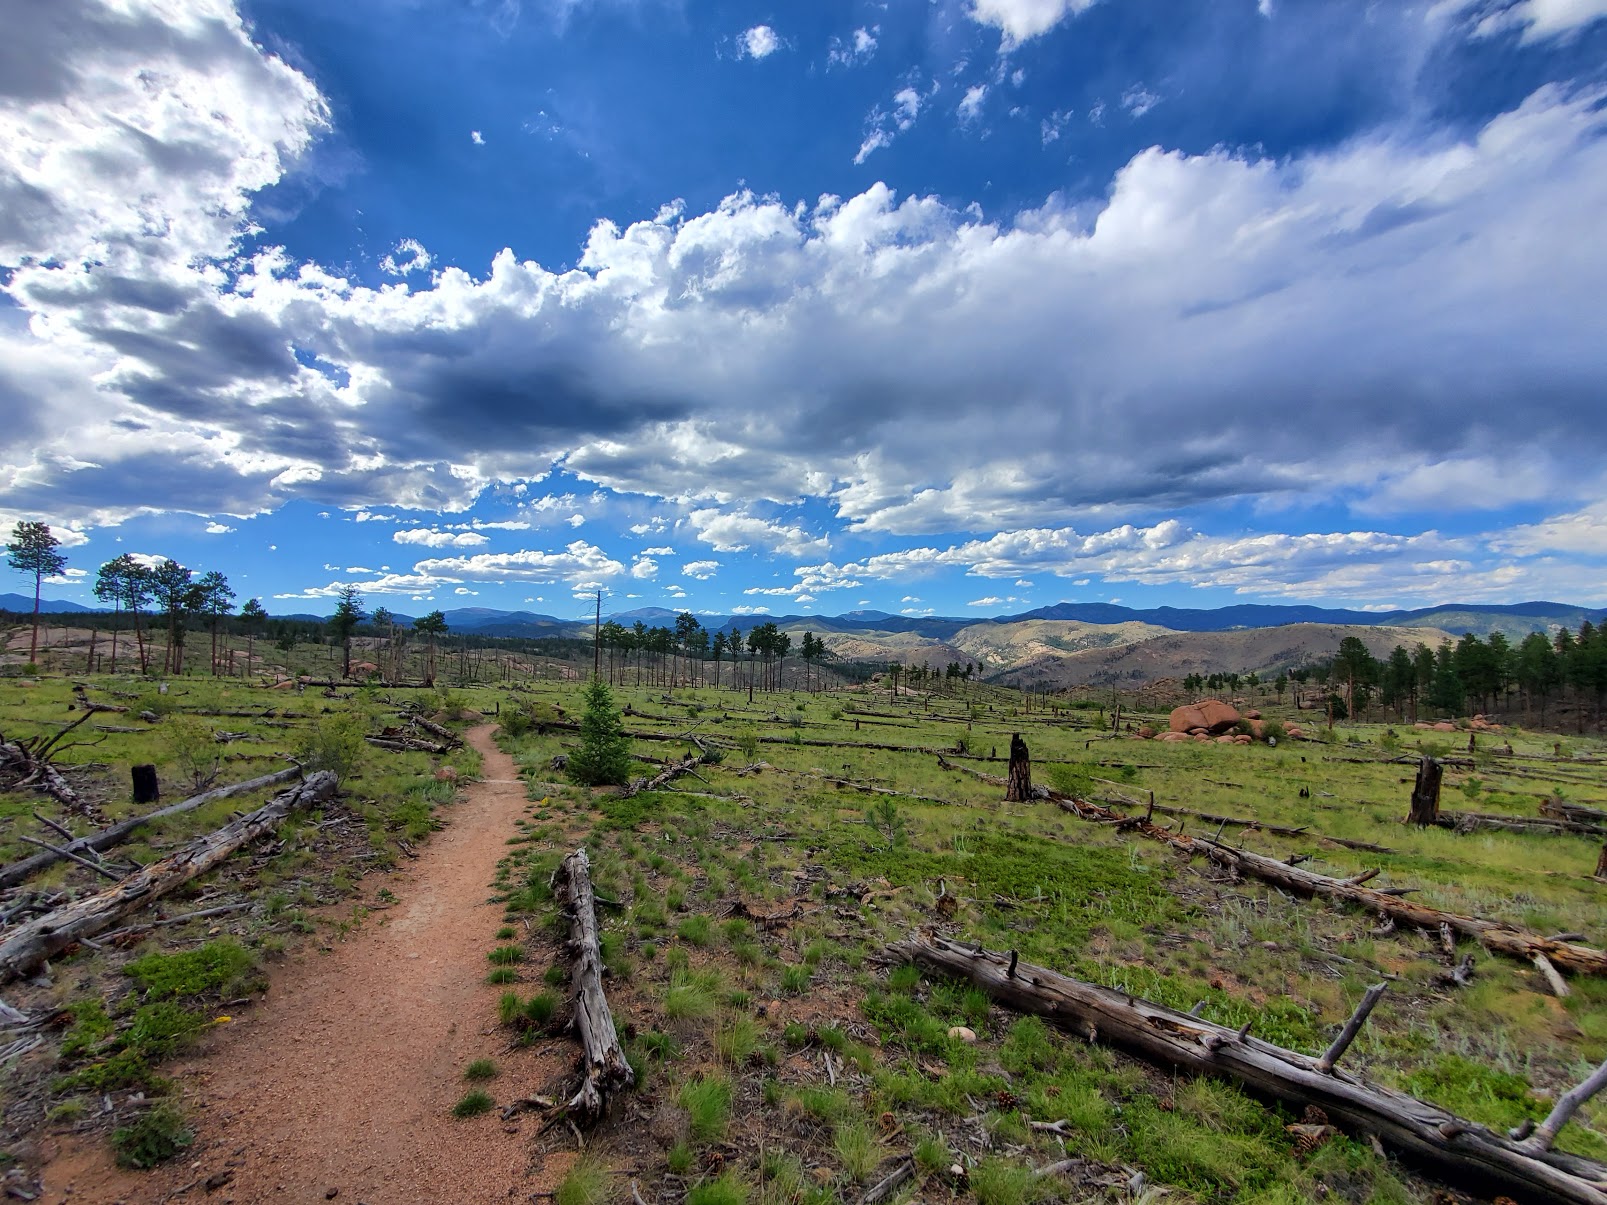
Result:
[889, 935, 1607, 1205]
[0, 765, 301, 890]
[550, 849, 634, 1121]
[1408, 756, 1443, 826]
[1005, 733, 1032, 802]
[0, 771, 335, 984]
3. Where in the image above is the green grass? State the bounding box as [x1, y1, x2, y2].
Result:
[125, 939, 258, 1000]
[678, 1074, 733, 1143]
[464, 1058, 498, 1081]
[111, 1102, 193, 1169]
[452, 1090, 494, 1118]
[554, 1162, 611, 1205]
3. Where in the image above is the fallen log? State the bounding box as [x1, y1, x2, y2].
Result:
[624, 754, 700, 798]
[890, 934, 1607, 1204]
[1435, 810, 1606, 838]
[0, 771, 337, 985]
[401, 713, 462, 748]
[1038, 791, 1607, 977]
[550, 848, 634, 1122]
[0, 765, 303, 891]
[1187, 836, 1607, 977]
[1091, 782, 1395, 854]
[1543, 799, 1607, 826]
[364, 735, 452, 755]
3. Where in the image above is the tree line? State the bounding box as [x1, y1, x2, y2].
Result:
[4, 522, 456, 683]
[1184, 624, 1607, 731]
[596, 615, 833, 693]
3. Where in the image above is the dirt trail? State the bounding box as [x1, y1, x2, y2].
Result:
[44, 724, 569, 1204]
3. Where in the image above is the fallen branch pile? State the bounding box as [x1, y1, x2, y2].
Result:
[0, 771, 337, 984]
[0, 709, 109, 824]
[550, 848, 634, 1122]
[890, 935, 1607, 1204]
[365, 714, 464, 756]
[0, 765, 303, 891]
[624, 754, 704, 797]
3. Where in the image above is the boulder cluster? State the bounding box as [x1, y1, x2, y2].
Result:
[1135, 698, 1303, 744]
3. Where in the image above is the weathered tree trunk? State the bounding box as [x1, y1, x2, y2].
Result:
[624, 754, 700, 797]
[131, 763, 160, 805]
[550, 848, 634, 1121]
[0, 765, 300, 890]
[1039, 792, 1607, 976]
[1408, 756, 1443, 826]
[890, 935, 1607, 1205]
[1004, 733, 1032, 802]
[0, 771, 336, 984]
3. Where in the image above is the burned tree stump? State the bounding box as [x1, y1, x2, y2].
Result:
[1407, 755, 1443, 826]
[1004, 733, 1032, 802]
[131, 764, 160, 805]
[1595, 842, 1606, 882]
[551, 848, 634, 1122]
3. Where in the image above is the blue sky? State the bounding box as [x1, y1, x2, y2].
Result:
[3, 0, 1607, 622]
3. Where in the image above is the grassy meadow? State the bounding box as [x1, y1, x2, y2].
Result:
[2, 642, 1606, 1201]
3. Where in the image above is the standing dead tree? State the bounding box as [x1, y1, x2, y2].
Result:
[891, 935, 1607, 1204]
[0, 771, 337, 985]
[1407, 755, 1444, 826]
[550, 848, 634, 1122]
[1004, 733, 1032, 802]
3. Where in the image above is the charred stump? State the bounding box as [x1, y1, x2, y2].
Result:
[131, 764, 160, 805]
[1407, 756, 1443, 827]
[1004, 733, 1032, 802]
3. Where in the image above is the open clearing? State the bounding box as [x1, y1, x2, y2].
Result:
[3, 660, 1606, 1204]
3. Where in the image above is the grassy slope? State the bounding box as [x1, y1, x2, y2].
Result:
[485, 678, 1607, 1204]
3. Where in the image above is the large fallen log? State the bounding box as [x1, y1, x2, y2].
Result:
[0, 771, 337, 985]
[364, 735, 453, 755]
[1091, 781, 1396, 854]
[1544, 799, 1607, 826]
[1036, 791, 1607, 977]
[550, 848, 634, 1121]
[1434, 810, 1606, 838]
[0, 765, 303, 891]
[1187, 836, 1607, 976]
[891, 934, 1607, 1205]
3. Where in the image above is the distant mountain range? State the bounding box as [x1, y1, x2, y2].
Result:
[4, 592, 1601, 641]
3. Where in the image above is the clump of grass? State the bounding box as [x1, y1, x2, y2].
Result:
[111, 1102, 192, 1168]
[832, 1118, 883, 1183]
[969, 1158, 1042, 1205]
[524, 993, 558, 1027]
[494, 926, 517, 940]
[779, 964, 810, 995]
[677, 914, 713, 946]
[667, 1143, 695, 1174]
[714, 1015, 759, 1064]
[678, 1074, 733, 1143]
[452, 1090, 494, 1118]
[686, 1174, 749, 1205]
[665, 969, 719, 1021]
[498, 992, 523, 1025]
[555, 1161, 611, 1205]
[487, 944, 523, 965]
[464, 1058, 497, 1081]
[486, 967, 518, 985]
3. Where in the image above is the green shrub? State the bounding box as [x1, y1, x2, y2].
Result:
[166, 716, 222, 790]
[296, 712, 367, 781]
[126, 940, 257, 1000]
[112, 1102, 192, 1168]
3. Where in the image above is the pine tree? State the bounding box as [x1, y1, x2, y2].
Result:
[6, 521, 67, 667]
[569, 676, 633, 787]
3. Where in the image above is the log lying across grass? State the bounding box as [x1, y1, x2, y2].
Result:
[0, 771, 337, 985]
[1433, 809, 1606, 838]
[0, 765, 303, 891]
[624, 754, 702, 797]
[1185, 835, 1607, 976]
[890, 934, 1607, 1205]
[550, 848, 634, 1121]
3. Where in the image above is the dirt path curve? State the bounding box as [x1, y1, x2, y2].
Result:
[44, 724, 567, 1205]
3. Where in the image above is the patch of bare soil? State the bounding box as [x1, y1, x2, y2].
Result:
[41, 724, 567, 1204]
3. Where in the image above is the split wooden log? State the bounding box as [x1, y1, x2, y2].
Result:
[1435, 810, 1606, 838]
[0, 765, 303, 891]
[0, 771, 336, 984]
[364, 735, 452, 755]
[890, 934, 1607, 1205]
[550, 848, 634, 1122]
[1004, 733, 1032, 802]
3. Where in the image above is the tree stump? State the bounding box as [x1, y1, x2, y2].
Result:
[131, 764, 159, 805]
[1005, 733, 1032, 802]
[1595, 842, 1606, 881]
[1407, 756, 1442, 826]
